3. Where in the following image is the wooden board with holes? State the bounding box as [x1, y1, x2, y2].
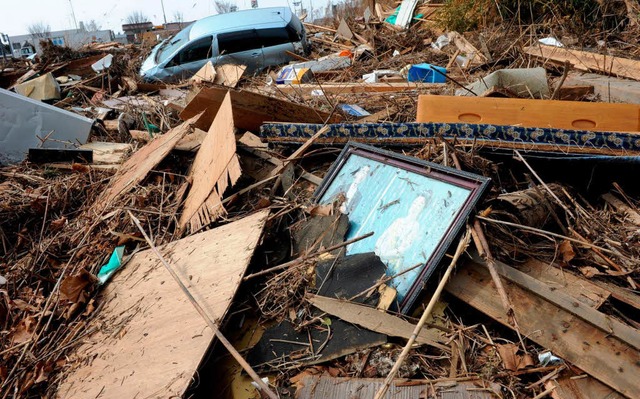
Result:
[525, 44, 640, 81]
[179, 86, 340, 131]
[416, 95, 640, 132]
[446, 260, 640, 398]
[295, 375, 501, 399]
[518, 258, 610, 309]
[56, 210, 269, 399]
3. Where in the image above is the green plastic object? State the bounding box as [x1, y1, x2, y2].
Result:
[97, 246, 125, 284]
[142, 112, 160, 135]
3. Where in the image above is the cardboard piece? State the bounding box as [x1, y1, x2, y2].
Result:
[14, 72, 61, 100]
[190, 61, 217, 84]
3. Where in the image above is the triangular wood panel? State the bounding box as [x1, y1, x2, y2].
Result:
[57, 210, 269, 399]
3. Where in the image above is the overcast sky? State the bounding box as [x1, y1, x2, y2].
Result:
[1, 0, 331, 36]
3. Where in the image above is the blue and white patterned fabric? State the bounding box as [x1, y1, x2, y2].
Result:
[260, 122, 640, 155]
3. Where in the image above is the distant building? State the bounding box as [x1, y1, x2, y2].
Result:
[8, 28, 114, 57]
[124, 21, 194, 45]
[122, 22, 154, 43]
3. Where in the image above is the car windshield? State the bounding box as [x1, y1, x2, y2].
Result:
[156, 25, 192, 63]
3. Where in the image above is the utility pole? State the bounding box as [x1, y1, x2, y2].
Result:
[160, 0, 167, 24]
[0, 34, 7, 67]
[69, 0, 78, 29]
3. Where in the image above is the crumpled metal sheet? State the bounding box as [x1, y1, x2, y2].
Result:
[0, 88, 94, 164]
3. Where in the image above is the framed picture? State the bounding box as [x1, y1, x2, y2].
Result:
[314, 142, 491, 313]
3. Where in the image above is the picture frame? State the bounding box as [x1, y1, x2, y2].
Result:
[314, 142, 491, 313]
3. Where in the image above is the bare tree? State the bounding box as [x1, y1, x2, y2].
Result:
[173, 11, 184, 23]
[126, 11, 149, 24]
[27, 21, 51, 39]
[85, 19, 102, 31]
[214, 0, 237, 14]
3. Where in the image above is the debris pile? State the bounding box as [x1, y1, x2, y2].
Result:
[1, 1, 640, 398]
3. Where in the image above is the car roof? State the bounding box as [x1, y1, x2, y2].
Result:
[189, 7, 293, 39]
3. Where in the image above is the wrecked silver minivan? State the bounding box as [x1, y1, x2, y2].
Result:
[140, 7, 309, 82]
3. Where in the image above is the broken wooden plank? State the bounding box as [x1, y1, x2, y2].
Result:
[520, 258, 610, 309]
[416, 95, 640, 132]
[587, 277, 640, 312]
[275, 82, 441, 96]
[91, 115, 197, 214]
[57, 210, 270, 399]
[178, 92, 241, 233]
[446, 260, 640, 398]
[295, 375, 500, 399]
[525, 44, 640, 81]
[179, 86, 339, 132]
[79, 142, 132, 165]
[447, 31, 489, 69]
[309, 295, 447, 350]
[473, 254, 640, 350]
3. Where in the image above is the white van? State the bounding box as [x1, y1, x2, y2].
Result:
[140, 7, 309, 82]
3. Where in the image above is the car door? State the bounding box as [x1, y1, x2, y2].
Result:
[162, 35, 214, 81]
[255, 27, 297, 69]
[214, 29, 263, 74]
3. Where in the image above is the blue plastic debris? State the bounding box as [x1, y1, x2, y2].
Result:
[407, 64, 447, 83]
[340, 104, 371, 117]
[97, 246, 125, 284]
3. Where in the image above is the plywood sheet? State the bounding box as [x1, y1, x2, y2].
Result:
[57, 210, 269, 399]
[179, 86, 340, 132]
[416, 95, 640, 132]
[178, 92, 241, 233]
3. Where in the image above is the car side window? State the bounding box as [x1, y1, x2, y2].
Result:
[255, 28, 292, 48]
[167, 36, 213, 66]
[218, 30, 259, 54]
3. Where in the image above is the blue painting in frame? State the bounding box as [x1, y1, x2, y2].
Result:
[314, 142, 491, 313]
